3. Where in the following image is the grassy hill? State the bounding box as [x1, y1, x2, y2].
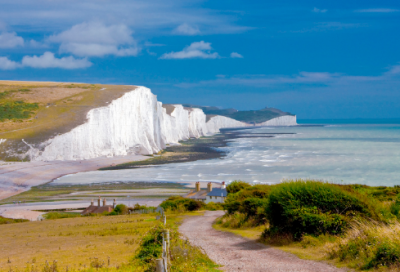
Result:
[182, 104, 294, 124]
[0, 81, 135, 161]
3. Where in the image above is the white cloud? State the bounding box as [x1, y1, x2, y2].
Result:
[356, 8, 399, 13]
[0, 32, 24, 48]
[174, 23, 200, 35]
[160, 41, 219, 59]
[21, 52, 92, 69]
[230, 52, 243, 58]
[0, 1, 248, 36]
[28, 39, 49, 48]
[48, 21, 139, 57]
[176, 65, 400, 89]
[0, 57, 21, 70]
[313, 7, 327, 13]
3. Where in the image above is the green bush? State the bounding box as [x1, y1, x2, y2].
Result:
[44, 212, 81, 220]
[265, 180, 383, 239]
[160, 196, 205, 212]
[113, 204, 129, 215]
[224, 184, 271, 225]
[135, 225, 163, 267]
[204, 202, 224, 211]
[391, 195, 400, 219]
[132, 203, 148, 211]
[226, 180, 251, 194]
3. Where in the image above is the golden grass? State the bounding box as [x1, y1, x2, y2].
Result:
[326, 220, 400, 271]
[0, 81, 135, 141]
[0, 214, 158, 271]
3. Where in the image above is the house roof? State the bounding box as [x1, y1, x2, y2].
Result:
[207, 188, 227, 197]
[184, 190, 208, 200]
[81, 205, 114, 215]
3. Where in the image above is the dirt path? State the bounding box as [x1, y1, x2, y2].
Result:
[179, 211, 348, 272]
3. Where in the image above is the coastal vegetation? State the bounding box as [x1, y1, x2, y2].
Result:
[0, 215, 28, 224]
[0, 211, 217, 271]
[159, 196, 223, 212]
[133, 218, 219, 271]
[216, 179, 400, 271]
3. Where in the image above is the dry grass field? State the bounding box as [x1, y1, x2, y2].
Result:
[0, 214, 157, 271]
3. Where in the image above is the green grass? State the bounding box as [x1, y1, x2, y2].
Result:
[0, 88, 38, 121]
[0, 216, 29, 224]
[0, 100, 39, 121]
[44, 212, 82, 220]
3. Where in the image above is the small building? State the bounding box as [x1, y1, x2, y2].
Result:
[205, 187, 227, 204]
[184, 182, 227, 204]
[81, 197, 116, 215]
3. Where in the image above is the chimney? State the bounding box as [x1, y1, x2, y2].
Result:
[113, 199, 116, 208]
[98, 196, 101, 207]
[91, 199, 94, 206]
[207, 182, 212, 193]
[195, 182, 200, 192]
[221, 181, 226, 189]
[103, 198, 107, 206]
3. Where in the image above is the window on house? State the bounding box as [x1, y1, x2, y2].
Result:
[215, 196, 217, 199]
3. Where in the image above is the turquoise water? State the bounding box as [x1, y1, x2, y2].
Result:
[55, 124, 400, 186]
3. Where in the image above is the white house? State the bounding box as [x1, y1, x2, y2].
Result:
[184, 181, 227, 204]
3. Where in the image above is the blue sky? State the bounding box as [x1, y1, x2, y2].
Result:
[0, 0, 400, 119]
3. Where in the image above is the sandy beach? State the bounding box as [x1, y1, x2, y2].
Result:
[0, 154, 147, 201]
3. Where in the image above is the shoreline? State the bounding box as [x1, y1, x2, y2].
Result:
[0, 154, 147, 201]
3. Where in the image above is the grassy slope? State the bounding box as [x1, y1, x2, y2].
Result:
[0, 211, 219, 272]
[0, 81, 135, 160]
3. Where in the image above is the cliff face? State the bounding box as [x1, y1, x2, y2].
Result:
[206, 116, 249, 134]
[24, 87, 296, 161]
[257, 115, 297, 126]
[31, 87, 248, 161]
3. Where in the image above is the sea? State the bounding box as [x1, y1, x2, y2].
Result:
[54, 119, 400, 187]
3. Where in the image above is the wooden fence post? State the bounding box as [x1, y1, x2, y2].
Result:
[155, 259, 164, 272]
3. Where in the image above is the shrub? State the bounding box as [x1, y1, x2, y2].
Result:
[390, 195, 400, 219]
[328, 220, 400, 270]
[223, 184, 271, 225]
[132, 203, 148, 211]
[135, 225, 163, 269]
[204, 202, 223, 211]
[114, 204, 129, 215]
[160, 196, 205, 212]
[44, 212, 81, 220]
[226, 180, 251, 194]
[266, 180, 383, 239]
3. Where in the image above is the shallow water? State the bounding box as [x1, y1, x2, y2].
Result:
[55, 124, 400, 186]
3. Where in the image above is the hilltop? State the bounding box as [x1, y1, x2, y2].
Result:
[0, 81, 135, 161]
[182, 104, 294, 123]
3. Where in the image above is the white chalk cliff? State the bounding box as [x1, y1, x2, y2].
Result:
[257, 115, 297, 126]
[30, 86, 296, 161]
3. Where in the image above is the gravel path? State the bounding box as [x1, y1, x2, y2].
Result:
[179, 211, 348, 272]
